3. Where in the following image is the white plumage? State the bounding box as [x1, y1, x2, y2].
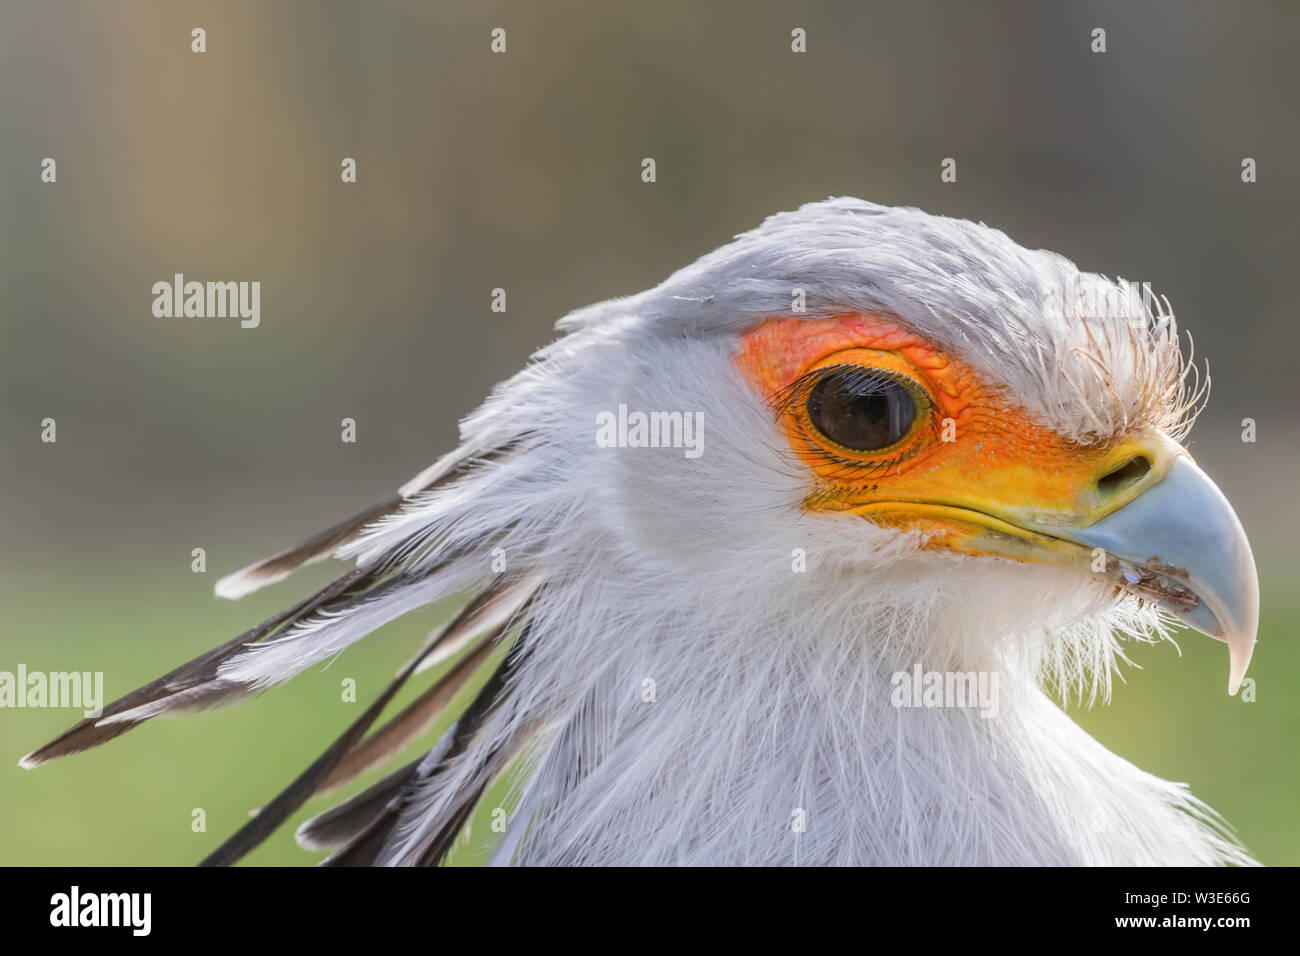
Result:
[24, 198, 1256, 866]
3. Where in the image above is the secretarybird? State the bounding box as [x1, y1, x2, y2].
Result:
[23, 199, 1259, 866]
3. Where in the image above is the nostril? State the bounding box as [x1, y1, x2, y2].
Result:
[1098, 455, 1152, 496]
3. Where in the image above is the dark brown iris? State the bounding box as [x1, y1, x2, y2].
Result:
[807, 368, 917, 452]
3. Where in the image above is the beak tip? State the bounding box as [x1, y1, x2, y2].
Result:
[1226, 636, 1256, 696]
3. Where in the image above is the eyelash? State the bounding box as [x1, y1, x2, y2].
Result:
[769, 362, 940, 477]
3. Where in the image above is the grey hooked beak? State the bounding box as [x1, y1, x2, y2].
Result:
[1059, 455, 1260, 695]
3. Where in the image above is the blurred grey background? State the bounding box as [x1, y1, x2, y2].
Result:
[1, 0, 1296, 864]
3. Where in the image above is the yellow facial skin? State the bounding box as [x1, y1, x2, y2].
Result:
[737, 313, 1190, 576]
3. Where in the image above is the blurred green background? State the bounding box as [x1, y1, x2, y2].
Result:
[1, 0, 1296, 865]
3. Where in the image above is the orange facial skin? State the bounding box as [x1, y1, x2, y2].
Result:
[736, 314, 1179, 554]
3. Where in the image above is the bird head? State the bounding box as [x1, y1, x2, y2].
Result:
[530, 197, 1257, 696]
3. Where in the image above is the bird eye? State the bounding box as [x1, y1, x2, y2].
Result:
[806, 367, 919, 452]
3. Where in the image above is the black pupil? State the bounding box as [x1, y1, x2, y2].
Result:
[807, 369, 916, 451]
